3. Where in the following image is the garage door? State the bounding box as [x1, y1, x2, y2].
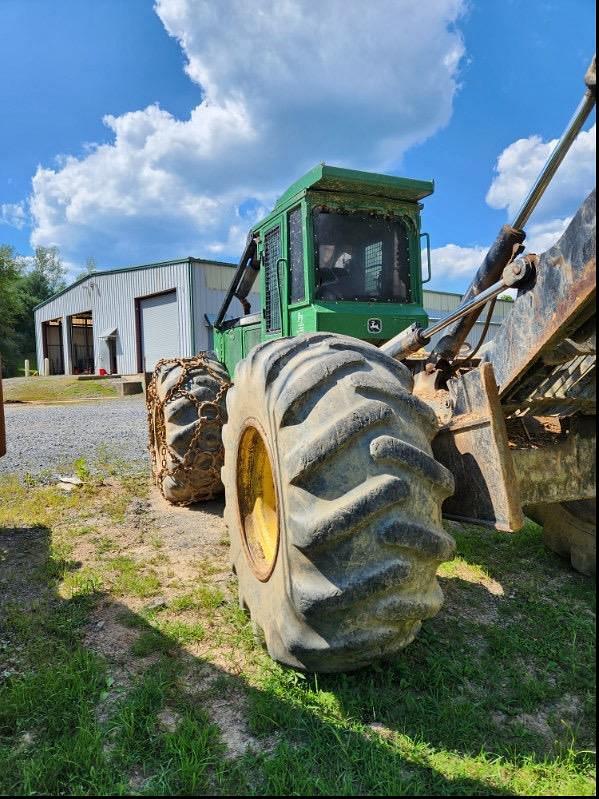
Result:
[139, 290, 180, 371]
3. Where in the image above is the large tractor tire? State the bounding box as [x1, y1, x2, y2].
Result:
[222, 333, 456, 672]
[147, 353, 230, 505]
[526, 500, 596, 577]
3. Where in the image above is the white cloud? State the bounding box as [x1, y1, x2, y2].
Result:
[28, 0, 466, 269]
[426, 121, 594, 290]
[426, 242, 487, 281]
[1, 201, 27, 230]
[486, 124, 596, 222]
[425, 215, 576, 291]
[525, 216, 572, 253]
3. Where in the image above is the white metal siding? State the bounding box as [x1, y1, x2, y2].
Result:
[423, 290, 513, 352]
[191, 262, 260, 352]
[35, 261, 193, 375]
[139, 291, 179, 371]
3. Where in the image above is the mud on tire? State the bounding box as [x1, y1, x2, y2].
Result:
[222, 333, 455, 672]
[147, 352, 230, 505]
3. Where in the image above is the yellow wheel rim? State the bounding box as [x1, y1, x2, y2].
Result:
[237, 424, 279, 581]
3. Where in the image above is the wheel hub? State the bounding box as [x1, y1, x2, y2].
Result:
[237, 424, 279, 580]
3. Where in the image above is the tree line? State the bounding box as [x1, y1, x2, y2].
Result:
[0, 245, 96, 377]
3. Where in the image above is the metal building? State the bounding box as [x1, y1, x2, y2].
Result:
[34, 257, 513, 376]
[34, 258, 260, 376]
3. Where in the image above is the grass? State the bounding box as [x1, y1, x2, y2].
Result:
[131, 621, 206, 657]
[169, 586, 225, 612]
[61, 567, 105, 598]
[2, 375, 119, 403]
[0, 467, 595, 796]
[108, 556, 162, 599]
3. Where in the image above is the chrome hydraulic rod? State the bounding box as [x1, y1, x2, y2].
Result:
[425, 282, 507, 339]
[512, 58, 596, 230]
[380, 258, 534, 361]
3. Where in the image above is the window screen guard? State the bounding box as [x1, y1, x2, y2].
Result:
[313, 209, 412, 303]
[264, 227, 282, 332]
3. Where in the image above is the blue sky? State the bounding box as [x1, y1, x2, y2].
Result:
[0, 0, 595, 292]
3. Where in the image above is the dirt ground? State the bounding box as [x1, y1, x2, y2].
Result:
[1, 469, 595, 795]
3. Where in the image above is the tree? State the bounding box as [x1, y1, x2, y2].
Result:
[26, 246, 67, 296]
[0, 244, 68, 376]
[75, 256, 97, 281]
[0, 246, 25, 375]
[18, 247, 68, 372]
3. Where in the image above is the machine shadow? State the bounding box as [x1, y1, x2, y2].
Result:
[1, 521, 569, 795]
[285, 515, 593, 771]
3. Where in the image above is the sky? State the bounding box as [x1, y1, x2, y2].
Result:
[0, 0, 595, 293]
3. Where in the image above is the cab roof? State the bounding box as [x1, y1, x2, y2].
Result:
[274, 163, 434, 209]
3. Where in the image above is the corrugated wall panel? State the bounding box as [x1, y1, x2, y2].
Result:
[424, 291, 513, 351]
[423, 290, 513, 323]
[139, 291, 180, 370]
[35, 262, 192, 375]
[191, 263, 260, 352]
[425, 319, 504, 352]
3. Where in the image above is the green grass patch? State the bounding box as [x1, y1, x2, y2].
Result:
[2, 375, 118, 403]
[108, 557, 161, 598]
[97, 478, 148, 522]
[93, 535, 118, 555]
[0, 475, 80, 528]
[68, 524, 99, 538]
[107, 666, 225, 794]
[196, 559, 222, 578]
[130, 620, 205, 657]
[0, 470, 594, 796]
[33, 539, 76, 583]
[437, 554, 492, 583]
[159, 620, 205, 645]
[170, 585, 224, 613]
[131, 630, 175, 658]
[61, 567, 105, 598]
[0, 649, 112, 795]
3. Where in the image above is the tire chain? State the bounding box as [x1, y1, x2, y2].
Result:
[146, 353, 231, 505]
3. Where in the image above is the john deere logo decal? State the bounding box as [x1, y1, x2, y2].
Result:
[367, 318, 382, 334]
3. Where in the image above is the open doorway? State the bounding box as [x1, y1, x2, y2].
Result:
[107, 337, 118, 374]
[99, 327, 119, 375]
[68, 312, 94, 374]
[41, 319, 65, 374]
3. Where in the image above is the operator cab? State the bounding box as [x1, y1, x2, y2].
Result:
[213, 164, 434, 376]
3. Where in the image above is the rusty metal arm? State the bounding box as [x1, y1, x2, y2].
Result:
[483, 189, 596, 406]
[430, 55, 596, 363]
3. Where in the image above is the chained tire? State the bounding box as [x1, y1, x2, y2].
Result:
[147, 352, 230, 505]
[222, 333, 456, 672]
[526, 499, 596, 577]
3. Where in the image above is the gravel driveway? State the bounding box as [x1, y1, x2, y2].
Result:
[1, 397, 150, 476]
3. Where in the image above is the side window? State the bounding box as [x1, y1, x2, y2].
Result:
[264, 226, 281, 333]
[288, 206, 305, 303]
